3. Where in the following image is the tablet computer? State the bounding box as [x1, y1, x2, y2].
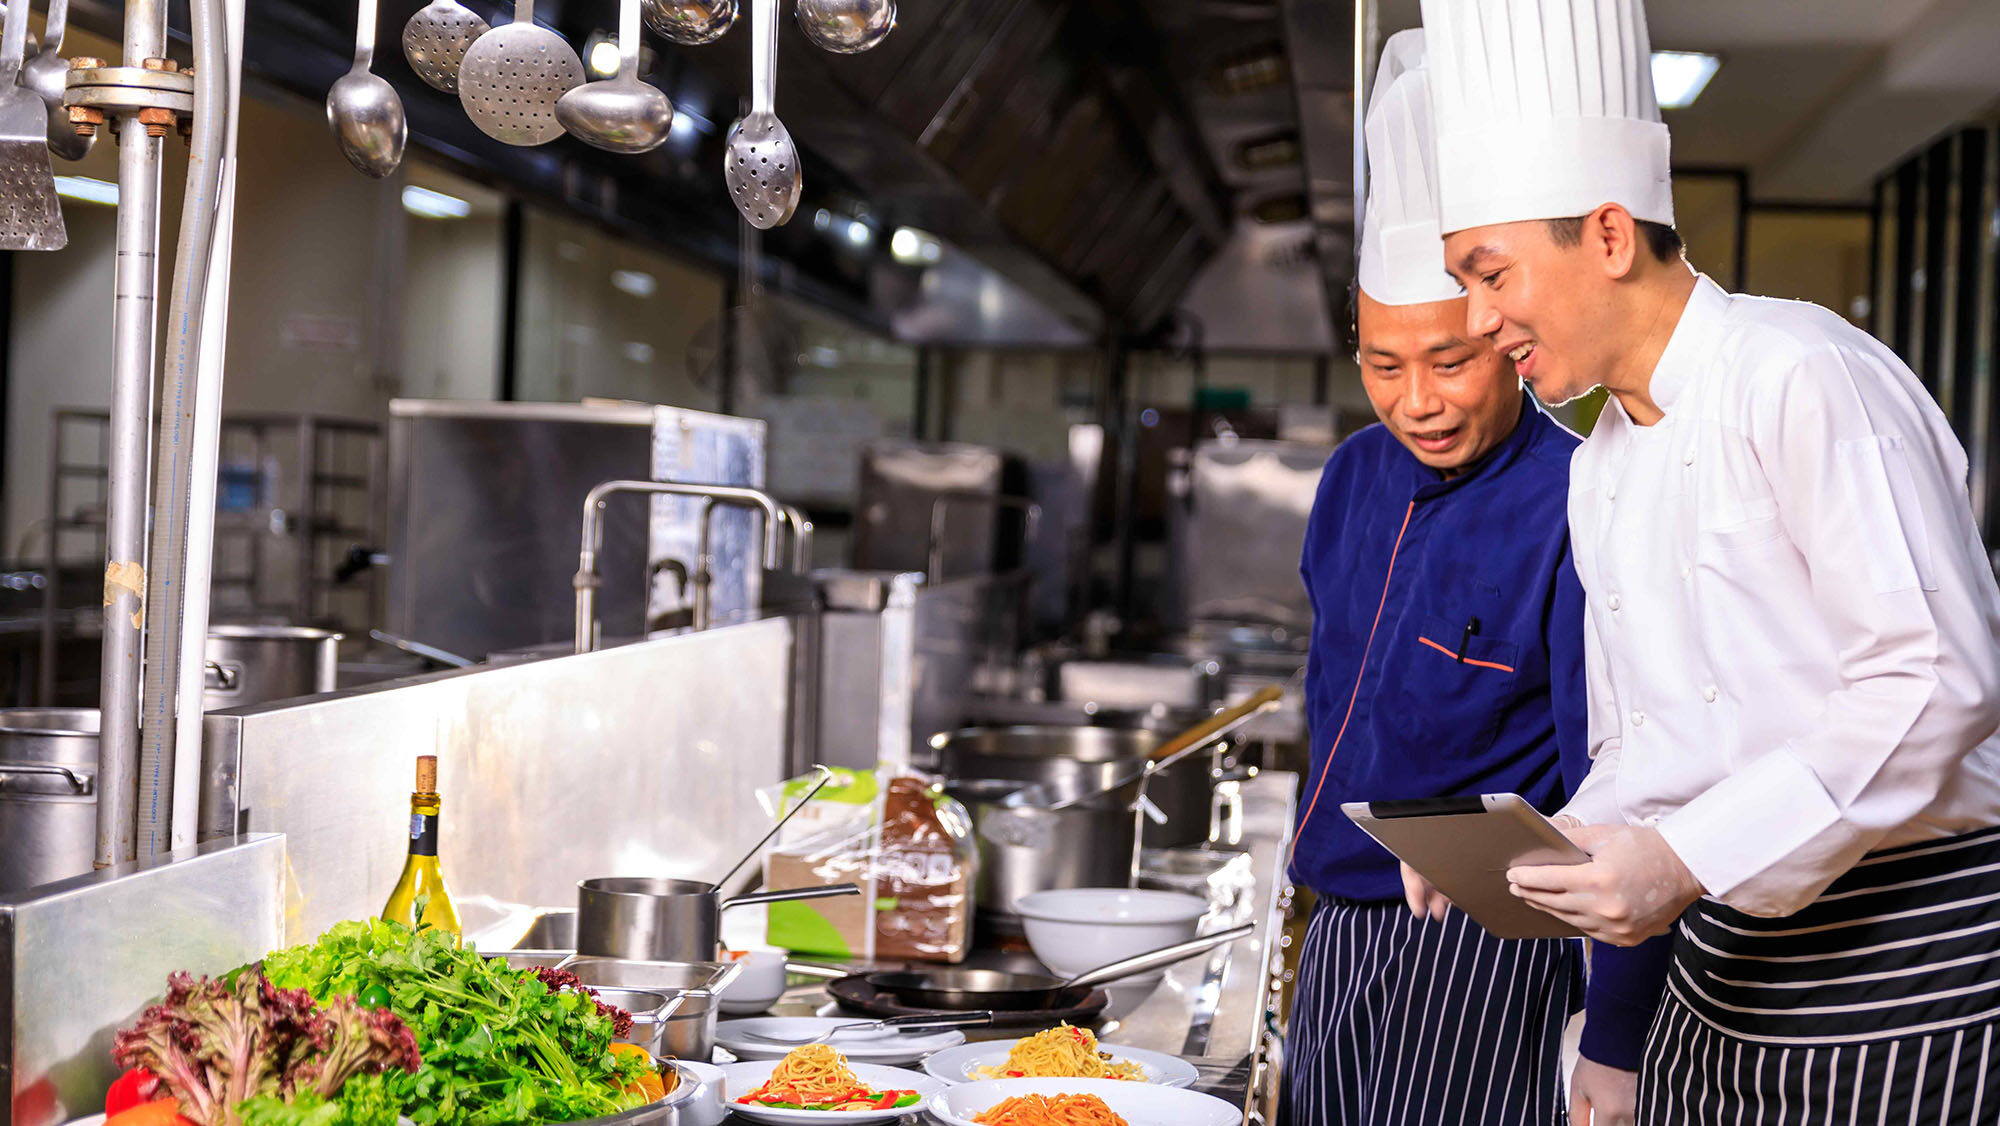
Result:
[1341, 793, 1589, 939]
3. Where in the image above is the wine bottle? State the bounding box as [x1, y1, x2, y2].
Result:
[381, 754, 462, 942]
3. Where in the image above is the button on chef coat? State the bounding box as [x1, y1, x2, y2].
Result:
[1560, 276, 2000, 917]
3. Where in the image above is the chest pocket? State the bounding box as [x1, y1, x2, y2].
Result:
[1376, 612, 1526, 773]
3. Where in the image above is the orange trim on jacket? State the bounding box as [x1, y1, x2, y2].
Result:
[1290, 501, 1417, 867]
[1416, 635, 1517, 673]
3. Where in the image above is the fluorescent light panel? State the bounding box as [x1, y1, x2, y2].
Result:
[402, 185, 471, 219]
[1652, 50, 1720, 110]
[54, 175, 118, 206]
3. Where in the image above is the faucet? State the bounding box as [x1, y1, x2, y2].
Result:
[573, 479, 800, 653]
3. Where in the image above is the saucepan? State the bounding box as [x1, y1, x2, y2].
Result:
[864, 922, 1255, 1011]
[581, 766, 860, 961]
[578, 876, 860, 962]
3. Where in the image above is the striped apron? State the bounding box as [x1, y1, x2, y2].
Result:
[1639, 824, 2000, 1124]
[1282, 898, 1582, 1126]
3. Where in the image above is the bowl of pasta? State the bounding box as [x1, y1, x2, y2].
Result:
[928, 1078, 1240, 1126]
[720, 1044, 945, 1123]
[921, 1024, 1198, 1089]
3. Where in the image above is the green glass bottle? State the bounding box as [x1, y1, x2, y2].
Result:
[381, 754, 461, 942]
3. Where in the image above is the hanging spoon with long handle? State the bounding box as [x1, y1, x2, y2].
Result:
[723, 0, 799, 227]
[326, 0, 406, 178]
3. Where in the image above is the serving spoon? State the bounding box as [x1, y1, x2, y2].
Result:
[556, 0, 673, 153]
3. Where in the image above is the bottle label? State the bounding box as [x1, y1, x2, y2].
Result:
[409, 811, 439, 856]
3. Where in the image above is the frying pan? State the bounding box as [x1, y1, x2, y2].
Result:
[864, 922, 1255, 1011]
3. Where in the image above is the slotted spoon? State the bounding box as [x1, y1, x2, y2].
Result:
[459, 0, 583, 146]
[20, 0, 89, 160]
[402, 0, 490, 93]
[555, 0, 673, 153]
[0, 0, 64, 251]
[722, 0, 799, 228]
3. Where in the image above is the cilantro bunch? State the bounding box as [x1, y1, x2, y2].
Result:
[263, 919, 650, 1126]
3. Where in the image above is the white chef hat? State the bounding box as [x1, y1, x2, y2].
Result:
[1356, 30, 1462, 307]
[1420, 0, 1673, 234]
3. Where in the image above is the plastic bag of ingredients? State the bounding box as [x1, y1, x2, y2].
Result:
[761, 767, 976, 963]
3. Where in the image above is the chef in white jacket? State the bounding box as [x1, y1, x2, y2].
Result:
[1417, 0, 2000, 1120]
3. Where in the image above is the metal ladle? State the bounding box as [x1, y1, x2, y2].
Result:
[326, 0, 406, 178]
[723, 0, 799, 228]
[643, 0, 737, 45]
[556, 0, 673, 153]
[794, 0, 893, 54]
[19, 0, 88, 161]
[402, 0, 490, 93]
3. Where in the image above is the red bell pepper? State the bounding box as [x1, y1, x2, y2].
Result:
[105, 1068, 161, 1118]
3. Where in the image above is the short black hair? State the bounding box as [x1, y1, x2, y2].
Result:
[1544, 215, 1684, 262]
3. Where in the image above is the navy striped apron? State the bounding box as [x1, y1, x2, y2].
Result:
[1639, 824, 2000, 1124]
[1282, 899, 1582, 1126]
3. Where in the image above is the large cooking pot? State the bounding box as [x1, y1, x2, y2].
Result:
[943, 777, 1139, 924]
[577, 877, 862, 963]
[0, 708, 98, 893]
[931, 726, 1213, 848]
[203, 624, 342, 711]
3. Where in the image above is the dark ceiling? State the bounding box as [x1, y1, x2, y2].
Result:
[83, 0, 1350, 349]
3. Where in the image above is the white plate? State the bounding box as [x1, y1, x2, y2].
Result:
[720, 1059, 944, 1123]
[716, 1017, 967, 1064]
[929, 1077, 1237, 1126]
[920, 1040, 1197, 1089]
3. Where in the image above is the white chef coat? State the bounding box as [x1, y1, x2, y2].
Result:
[1560, 275, 2000, 917]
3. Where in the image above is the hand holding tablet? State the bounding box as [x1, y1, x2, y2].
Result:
[1341, 794, 1591, 939]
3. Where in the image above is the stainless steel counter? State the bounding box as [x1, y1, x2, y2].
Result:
[731, 771, 1300, 1123]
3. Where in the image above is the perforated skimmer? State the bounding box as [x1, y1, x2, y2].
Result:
[402, 0, 489, 93]
[722, 0, 798, 228]
[458, 0, 583, 146]
[0, 0, 63, 250]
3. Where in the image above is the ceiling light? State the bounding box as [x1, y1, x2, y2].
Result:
[1651, 50, 1720, 109]
[54, 175, 118, 205]
[889, 226, 942, 266]
[845, 219, 872, 247]
[587, 35, 621, 79]
[611, 269, 657, 298]
[401, 185, 470, 219]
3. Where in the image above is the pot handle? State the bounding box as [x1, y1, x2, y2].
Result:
[721, 882, 862, 911]
[0, 763, 94, 794]
[204, 660, 240, 692]
[1062, 921, 1256, 991]
[628, 992, 690, 1028]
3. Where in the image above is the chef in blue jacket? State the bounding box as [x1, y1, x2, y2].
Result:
[1280, 30, 1668, 1126]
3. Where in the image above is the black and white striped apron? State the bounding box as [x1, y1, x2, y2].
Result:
[1639, 824, 2000, 1124]
[1282, 898, 1582, 1126]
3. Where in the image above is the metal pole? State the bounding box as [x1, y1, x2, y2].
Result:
[94, 0, 168, 869]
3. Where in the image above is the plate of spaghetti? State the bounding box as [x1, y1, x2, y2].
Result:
[721, 1044, 944, 1122]
[928, 1078, 1239, 1126]
[921, 1025, 1197, 1088]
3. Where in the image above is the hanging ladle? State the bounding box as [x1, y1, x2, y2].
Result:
[556, 0, 674, 154]
[326, 0, 406, 178]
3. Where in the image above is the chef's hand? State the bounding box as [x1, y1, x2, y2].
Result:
[1399, 862, 1450, 921]
[1507, 824, 1703, 946]
[1570, 1057, 1638, 1126]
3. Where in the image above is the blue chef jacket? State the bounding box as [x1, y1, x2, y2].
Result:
[1289, 395, 1667, 1070]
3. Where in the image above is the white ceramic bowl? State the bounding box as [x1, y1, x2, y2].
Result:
[1012, 888, 1208, 978]
[718, 949, 789, 1015]
[929, 1077, 1239, 1126]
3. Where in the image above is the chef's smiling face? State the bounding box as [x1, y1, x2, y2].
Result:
[1443, 220, 1617, 407]
[1356, 289, 1523, 476]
